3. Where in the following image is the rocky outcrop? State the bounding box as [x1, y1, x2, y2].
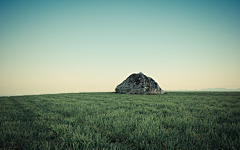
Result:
[115, 72, 165, 95]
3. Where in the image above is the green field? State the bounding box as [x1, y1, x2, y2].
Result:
[0, 92, 240, 150]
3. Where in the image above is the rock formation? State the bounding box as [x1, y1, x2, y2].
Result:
[115, 72, 165, 95]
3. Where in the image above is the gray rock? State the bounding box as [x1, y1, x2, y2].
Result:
[115, 72, 165, 95]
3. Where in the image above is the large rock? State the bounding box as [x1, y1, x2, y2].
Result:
[115, 72, 165, 95]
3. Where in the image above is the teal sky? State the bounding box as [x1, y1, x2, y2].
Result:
[0, 1, 240, 96]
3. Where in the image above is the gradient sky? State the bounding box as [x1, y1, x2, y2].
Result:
[0, 0, 240, 96]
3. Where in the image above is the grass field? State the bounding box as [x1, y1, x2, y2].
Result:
[0, 92, 240, 150]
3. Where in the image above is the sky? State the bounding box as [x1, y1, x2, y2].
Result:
[0, 0, 240, 96]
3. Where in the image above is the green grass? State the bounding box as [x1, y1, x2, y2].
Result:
[0, 92, 240, 150]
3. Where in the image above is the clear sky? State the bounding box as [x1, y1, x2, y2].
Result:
[0, 0, 240, 96]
